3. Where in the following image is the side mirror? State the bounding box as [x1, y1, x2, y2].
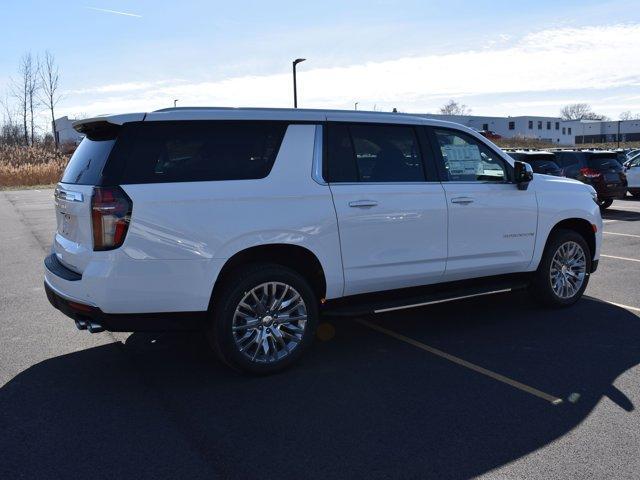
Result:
[514, 161, 534, 190]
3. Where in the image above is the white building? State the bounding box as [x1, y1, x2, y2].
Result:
[566, 119, 640, 144]
[418, 114, 575, 145]
[53, 116, 84, 146]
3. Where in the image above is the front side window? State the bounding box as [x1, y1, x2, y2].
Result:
[433, 129, 508, 182]
[325, 123, 426, 182]
[119, 121, 286, 184]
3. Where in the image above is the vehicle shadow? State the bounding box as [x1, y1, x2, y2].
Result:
[602, 207, 640, 222]
[1, 295, 638, 479]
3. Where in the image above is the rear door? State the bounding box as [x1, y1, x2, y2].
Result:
[428, 127, 538, 280]
[325, 121, 447, 296]
[53, 136, 118, 273]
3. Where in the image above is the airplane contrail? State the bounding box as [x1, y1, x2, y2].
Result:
[85, 6, 142, 18]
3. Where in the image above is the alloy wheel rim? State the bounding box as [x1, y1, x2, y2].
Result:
[549, 241, 587, 299]
[232, 282, 307, 363]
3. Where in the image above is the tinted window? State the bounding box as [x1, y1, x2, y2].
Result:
[120, 122, 286, 184]
[433, 129, 508, 182]
[61, 138, 115, 185]
[325, 123, 426, 183]
[553, 152, 582, 167]
[588, 154, 622, 170]
[326, 124, 358, 182]
[529, 159, 561, 171]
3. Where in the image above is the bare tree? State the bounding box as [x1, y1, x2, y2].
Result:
[10, 55, 30, 145]
[439, 99, 471, 116]
[559, 103, 608, 121]
[26, 53, 40, 145]
[40, 51, 62, 148]
[619, 111, 640, 121]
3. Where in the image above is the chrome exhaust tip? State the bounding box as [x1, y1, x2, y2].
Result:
[75, 319, 88, 330]
[87, 322, 105, 334]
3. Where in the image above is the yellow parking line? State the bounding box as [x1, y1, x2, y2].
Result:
[604, 231, 640, 238]
[601, 254, 640, 263]
[354, 318, 564, 405]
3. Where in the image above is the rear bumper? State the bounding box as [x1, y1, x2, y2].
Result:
[44, 254, 207, 332]
[593, 184, 628, 199]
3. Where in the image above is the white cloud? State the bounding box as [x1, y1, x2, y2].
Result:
[60, 23, 640, 117]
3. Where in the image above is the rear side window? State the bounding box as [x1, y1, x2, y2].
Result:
[325, 123, 426, 182]
[60, 138, 115, 185]
[554, 152, 583, 168]
[119, 122, 286, 184]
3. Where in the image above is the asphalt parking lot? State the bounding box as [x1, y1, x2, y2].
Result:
[1, 189, 640, 479]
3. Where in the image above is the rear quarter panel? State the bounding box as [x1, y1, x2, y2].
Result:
[119, 124, 343, 311]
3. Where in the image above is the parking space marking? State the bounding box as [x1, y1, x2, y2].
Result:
[603, 231, 640, 238]
[601, 254, 640, 263]
[354, 318, 564, 405]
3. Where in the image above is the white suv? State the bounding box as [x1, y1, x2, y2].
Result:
[45, 108, 602, 373]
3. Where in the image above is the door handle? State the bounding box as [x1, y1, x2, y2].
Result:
[451, 197, 474, 205]
[349, 200, 378, 208]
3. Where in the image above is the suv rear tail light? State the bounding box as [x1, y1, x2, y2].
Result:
[91, 186, 132, 251]
[579, 167, 602, 179]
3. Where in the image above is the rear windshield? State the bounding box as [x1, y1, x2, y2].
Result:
[60, 138, 115, 185]
[529, 159, 560, 170]
[118, 121, 287, 184]
[587, 154, 622, 170]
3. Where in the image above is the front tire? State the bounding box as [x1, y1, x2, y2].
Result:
[529, 229, 591, 308]
[207, 264, 318, 375]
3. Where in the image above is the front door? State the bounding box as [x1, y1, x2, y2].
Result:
[429, 127, 538, 281]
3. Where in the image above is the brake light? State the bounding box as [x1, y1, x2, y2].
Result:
[580, 167, 602, 179]
[91, 186, 132, 251]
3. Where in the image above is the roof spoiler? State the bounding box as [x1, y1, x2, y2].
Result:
[72, 113, 146, 135]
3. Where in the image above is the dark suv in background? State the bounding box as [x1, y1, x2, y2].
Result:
[508, 150, 564, 177]
[552, 150, 627, 209]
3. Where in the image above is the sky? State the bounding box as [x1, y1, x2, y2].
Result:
[2, 0, 640, 130]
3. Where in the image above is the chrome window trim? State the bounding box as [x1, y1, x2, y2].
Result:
[311, 124, 327, 186]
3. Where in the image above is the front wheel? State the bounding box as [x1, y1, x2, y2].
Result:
[207, 264, 318, 375]
[529, 229, 591, 308]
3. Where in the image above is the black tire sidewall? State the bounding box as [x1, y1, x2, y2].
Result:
[532, 229, 592, 307]
[209, 264, 318, 375]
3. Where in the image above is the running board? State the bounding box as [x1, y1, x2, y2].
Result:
[322, 275, 530, 317]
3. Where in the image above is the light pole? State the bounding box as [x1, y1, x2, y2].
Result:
[292, 58, 306, 108]
[354, 102, 359, 110]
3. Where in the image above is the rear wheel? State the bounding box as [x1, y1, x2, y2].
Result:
[529, 229, 591, 307]
[597, 198, 613, 210]
[207, 264, 318, 374]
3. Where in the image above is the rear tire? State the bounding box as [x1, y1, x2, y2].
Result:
[207, 263, 318, 375]
[529, 229, 591, 308]
[597, 198, 613, 210]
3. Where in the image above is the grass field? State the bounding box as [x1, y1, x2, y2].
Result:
[0, 145, 68, 188]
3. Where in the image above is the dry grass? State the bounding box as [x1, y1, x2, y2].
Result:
[0, 145, 68, 188]
[495, 138, 640, 150]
